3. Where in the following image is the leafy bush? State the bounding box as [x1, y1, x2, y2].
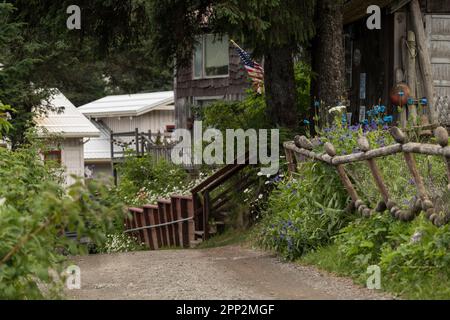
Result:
[0, 138, 125, 299]
[256, 161, 352, 260]
[0, 102, 14, 136]
[380, 220, 450, 299]
[201, 62, 311, 135]
[329, 214, 450, 299]
[202, 89, 268, 132]
[116, 152, 208, 206]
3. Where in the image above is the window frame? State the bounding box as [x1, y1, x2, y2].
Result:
[192, 34, 230, 80]
[44, 150, 62, 165]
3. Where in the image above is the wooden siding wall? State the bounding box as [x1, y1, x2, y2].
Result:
[62, 138, 85, 186]
[425, 0, 450, 13]
[175, 43, 250, 129]
[100, 110, 175, 134]
[426, 14, 450, 97]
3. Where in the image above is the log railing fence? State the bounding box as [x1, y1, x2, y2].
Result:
[284, 126, 450, 227]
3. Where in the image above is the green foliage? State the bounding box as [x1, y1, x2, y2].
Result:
[334, 214, 397, 275]
[202, 90, 268, 131]
[256, 161, 351, 260]
[0, 2, 49, 146]
[0, 102, 14, 136]
[10, 1, 173, 106]
[261, 113, 449, 298]
[294, 61, 311, 120]
[0, 138, 125, 299]
[201, 61, 311, 138]
[315, 215, 450, 299]
[379, 220, 450, 299]
[1, 1, 172, 145]
[116, 153, 196, 206]
[151, 0, 315, 66]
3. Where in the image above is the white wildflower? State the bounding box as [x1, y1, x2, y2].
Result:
[410, 231, 423, 244]
[328, 105, 347, 114]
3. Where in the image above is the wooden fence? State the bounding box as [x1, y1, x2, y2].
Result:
[125, 195, 195, 249]
[123, 153, 256, 248]
[284, 126, 450, 227]
[111, 129, 193, 169]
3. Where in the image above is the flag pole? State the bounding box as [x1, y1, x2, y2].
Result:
[230, 39, 244, 51]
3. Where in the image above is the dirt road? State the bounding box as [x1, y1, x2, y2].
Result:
[67, 245, 392, 300]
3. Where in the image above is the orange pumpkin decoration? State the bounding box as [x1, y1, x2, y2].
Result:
[390, 83, 411, 106]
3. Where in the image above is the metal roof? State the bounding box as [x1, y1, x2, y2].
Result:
[78, 91, 175, 118]
[35, 90, 100, 138]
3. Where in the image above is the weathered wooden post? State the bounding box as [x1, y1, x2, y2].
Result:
[284, 144, 298, 176]
[434, 127, 450, 192]
[357, 136, 392, 214]
[135, 128, 140, 155]
[390, 127, 435, 222]
[406, 30, 418, 125]
[409, 0, 437, 124]
[324, 142, 372, 217]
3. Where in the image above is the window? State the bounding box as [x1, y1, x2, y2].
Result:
[193, 34, 229, 79]
[44, 150, 62, 164]
[166, 125, 176, 133]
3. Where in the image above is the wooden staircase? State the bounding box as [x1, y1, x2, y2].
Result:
[124, 153, 257, 249]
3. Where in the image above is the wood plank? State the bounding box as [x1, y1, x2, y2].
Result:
[165, 202, 175, 246]
[431, 57, 450, 64]
[156, 203, 169, 247]
[143, 207, 155, 250]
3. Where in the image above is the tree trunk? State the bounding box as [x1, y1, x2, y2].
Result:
[310, 0, 345, 127]
[264, 45, 298, 130]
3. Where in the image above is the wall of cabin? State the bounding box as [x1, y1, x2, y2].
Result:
[175, 43, 250, 129]
[100, 110, 175, 134]
[61, 138, 85, 186]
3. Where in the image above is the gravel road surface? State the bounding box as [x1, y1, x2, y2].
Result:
[67, 245, 393, 300]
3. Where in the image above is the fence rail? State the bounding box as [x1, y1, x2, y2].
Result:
[284, 126, 450, 227]
[125, 195, 195, 249]
[111, 128, 194, 169]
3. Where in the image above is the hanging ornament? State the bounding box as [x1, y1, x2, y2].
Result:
[390, 83, 411, 106]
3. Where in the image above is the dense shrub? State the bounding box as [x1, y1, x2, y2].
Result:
[0, 138, 125, 299]
[201, 62, 311, 137]
[116, 152, 208, 206]
[330, 214, 450, 299]
[256, 161, 352, 260]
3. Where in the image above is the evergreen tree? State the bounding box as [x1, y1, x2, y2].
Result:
[150, 0, 316, 130]
[0, 3, 50, 147]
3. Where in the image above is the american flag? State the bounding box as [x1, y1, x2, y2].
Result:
[231, 40, 264, 93]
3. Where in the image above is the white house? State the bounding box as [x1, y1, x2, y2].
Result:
[35, 90, 100, 186]
[78, 91, 175, 177]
